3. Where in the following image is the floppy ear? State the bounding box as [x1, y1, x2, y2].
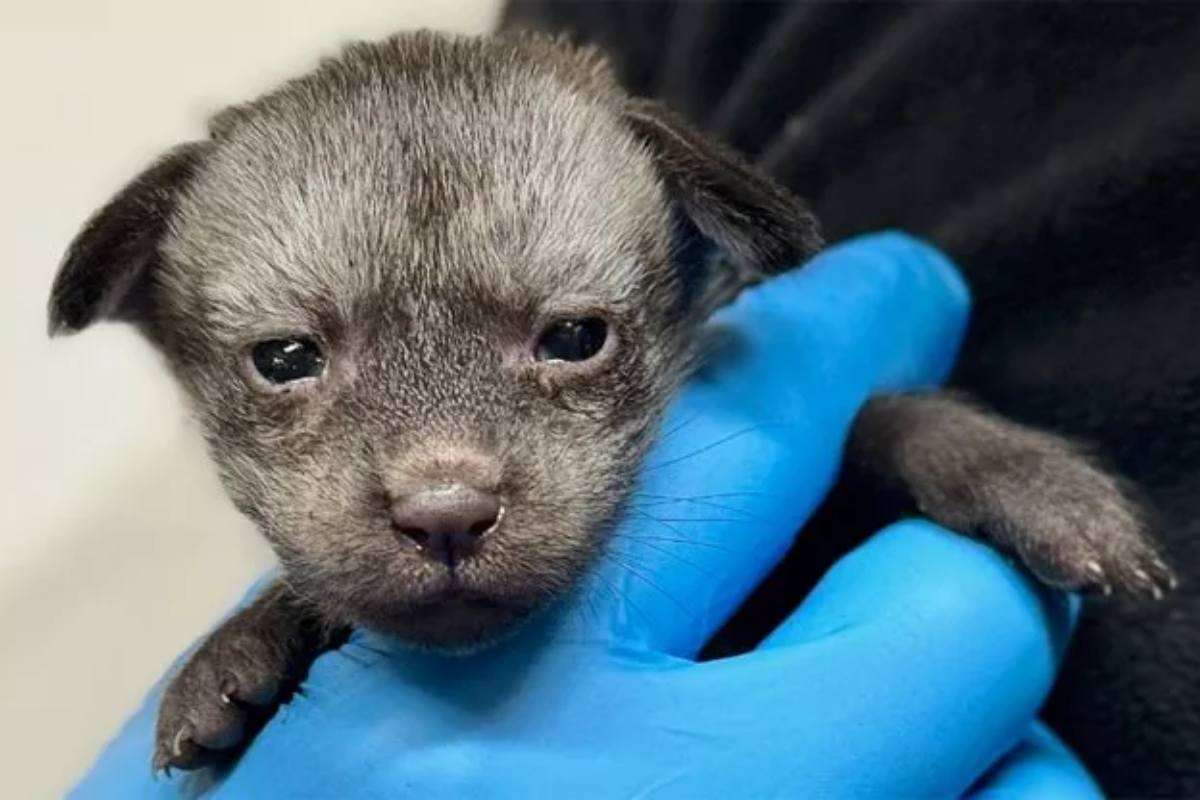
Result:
[47, 141, 210, 335]
[624, 99, 823, 316]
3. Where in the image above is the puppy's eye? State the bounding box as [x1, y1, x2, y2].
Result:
[250, 338, 326, 384]
[535, 318, 608, 362]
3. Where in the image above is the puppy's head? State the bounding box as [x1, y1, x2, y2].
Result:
[49, 32, 820, 646]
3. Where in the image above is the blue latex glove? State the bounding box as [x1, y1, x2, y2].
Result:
[73, 233, 1101, 798]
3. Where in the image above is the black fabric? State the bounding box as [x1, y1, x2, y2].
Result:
[503, 2, 1200, 796]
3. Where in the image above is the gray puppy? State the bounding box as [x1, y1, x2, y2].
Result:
[48, 31, 1173, 772]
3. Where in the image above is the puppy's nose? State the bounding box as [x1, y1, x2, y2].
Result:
[390, 484, 501, 567]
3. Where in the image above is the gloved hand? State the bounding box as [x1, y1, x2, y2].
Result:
[72, 233, 1101, 798]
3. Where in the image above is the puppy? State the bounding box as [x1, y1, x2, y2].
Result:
[47, 31, 1173, 771]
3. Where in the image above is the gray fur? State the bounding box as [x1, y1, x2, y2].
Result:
[160, 33, 675, 644]
[47, 31, 1171, 772]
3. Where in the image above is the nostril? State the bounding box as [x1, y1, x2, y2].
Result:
[389, 484, 502, 565]
[467, 502, 502, 537]
[396, 526, 430, 546]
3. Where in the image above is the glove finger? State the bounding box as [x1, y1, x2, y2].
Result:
[564, 233, 970, 657]
[690, 519, 1076, 797]
[968, 721, 1103, 799]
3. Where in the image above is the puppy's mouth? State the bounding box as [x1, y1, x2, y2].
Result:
[383, 587, 531, 647]
[347, 564, 539, 647]
[416, 585, 506, 612]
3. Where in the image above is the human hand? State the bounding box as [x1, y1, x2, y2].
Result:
[73, 233, 1099, 798]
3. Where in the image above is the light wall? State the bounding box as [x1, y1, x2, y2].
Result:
[0, 2, 502, 795]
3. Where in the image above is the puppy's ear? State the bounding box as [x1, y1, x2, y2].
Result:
[48, 141, 209, 335]
[624, 99, 822, 316]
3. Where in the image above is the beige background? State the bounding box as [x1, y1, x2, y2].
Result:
[0, 2, 500, 796]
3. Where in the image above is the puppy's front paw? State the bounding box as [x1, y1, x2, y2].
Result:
[923, 445, 1176, 599]
[153, 621, 291, 773]
[852, 393, 1176, 599]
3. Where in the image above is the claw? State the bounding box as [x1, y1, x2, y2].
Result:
[1156, 559, 1180, 592]
[172, 725, 191, 758]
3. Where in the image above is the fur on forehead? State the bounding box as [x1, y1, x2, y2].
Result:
[159, 31, 671, 342]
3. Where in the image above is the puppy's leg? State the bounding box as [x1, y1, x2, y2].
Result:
[153, 578, 344, 772]
[848, 392, 1175, 597]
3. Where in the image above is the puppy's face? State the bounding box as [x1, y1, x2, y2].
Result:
[49, 33, 819, 646]
[158, 39, 681, 644]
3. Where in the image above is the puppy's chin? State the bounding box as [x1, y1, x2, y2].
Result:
[354, 589, 539, 652]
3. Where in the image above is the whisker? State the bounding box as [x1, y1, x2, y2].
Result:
[629, 508, 752, 551]
[643, 423, 787, 474]
[630, 495, 761, 519]
[630, 516, 749, 524]
[602, 551, 698, 623]
[629, 498, 682, 509]
[583, 585, 603, 627]
[643, 424, 792, 474]
[617, 533, 739, 555]
[636, 491, 777, 501]
[655, 412, 703, 446]
[630, 507, 697, 540]
[572, 575, 605, 631]
[570, 600, 595, 634]
[609, 540, 720, 580]
[585, 568, 654, 632]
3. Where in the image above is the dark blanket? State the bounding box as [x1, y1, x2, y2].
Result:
[502, 3, 1200, 795]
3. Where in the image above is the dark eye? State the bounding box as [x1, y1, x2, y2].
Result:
[250, 338, 326, 385]
[535, 318, 608, 363]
